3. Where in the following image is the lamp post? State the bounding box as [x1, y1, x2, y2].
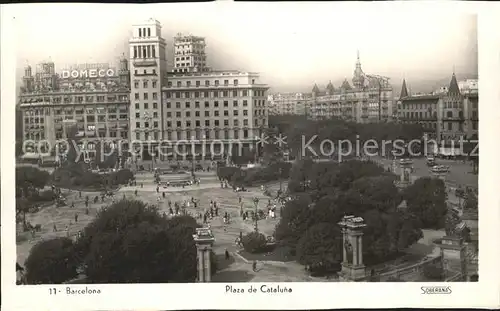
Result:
[252, 197, 260, 232]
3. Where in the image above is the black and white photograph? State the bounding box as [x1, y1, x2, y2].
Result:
[11, 4, 481, 286]
[4, 2, 500, 310]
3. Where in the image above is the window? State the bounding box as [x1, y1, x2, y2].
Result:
[153, 112, 158, 118]
[195, 102, 200, 108]
[167, 112, 172, 117]
[242, 90, 248, 96]
[214, 111, 220, 117]
[168, 81, 173, 87]
[215, 80, 219, 86]
[144, 103, 149, 109]
[223, 91, 228, 97]
[153, 93, 157, 100]
[224, 111, 229, 117]
[154, 121, 158, 128]
[205, 120, 210, 127]
[135, 113, 140, 118]
[215, 120, 220, 127]
[153, 102, 158, 109]
[143, 81, 148, 88]
[152, 46, 156, 58]
[205, 111, 210, 117]
[136, 122, 141, 128]
[233, 90, 238, 97]
[196, 81, 200, 87]
[214, 101, 219, 108]
[187, 81, 191, 87]
[204, 91, 209, 98]
[176, 121, 182, 127]
[214, 91, 219, 98]
[205, 80, 210, 86]
[224, 101, 229, 107]
[166, 102, 171, 108]
[233, 110, 239, 116]
[176, 112, 181, 117]
[243, 119, 249, 126]
[167, 121, 172, 127]
[195, 120, 201, 127]
[186, 112, 190, 117]
[134, 81, 139, 88]
[134, 47, 138, 58]
[185, 92, 190, 99]
[175, 92, 181, 99]
[234, 79, 238, 86]
[144, 93, 148, 100]
[152, 81, 157, 88]
[243, 100, 248, 106]
[148, 28, 151, 37]
[195, 111, 200, 117]
[135, 93, 139, 100]
[224, 80, 229, 86]
[233, 100, 238, 107]
[135, 103, 140, 109]
[186, 102, 190, 109]
[243, 110, 248, 116]
[234, 120, 239, 126]
[447, 123, 452, 130]
[177, 81, 182, 87]
[204, 101, 209, 108]
[195, 92, 200, 98]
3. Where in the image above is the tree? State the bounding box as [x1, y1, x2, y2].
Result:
[463, 188, 478, 211]
[75, 199, 207, 283]
[445, 209, 461, 236]
[24, 237, 78, 284]
[296, 223, 342, 273]
[403, 177, 447, 229]
[242, 231, 267, 253]
[274, 195, 314, 251]
[16, 166, 50, 199]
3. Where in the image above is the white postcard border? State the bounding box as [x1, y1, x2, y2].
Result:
[2, 2, 500, 310]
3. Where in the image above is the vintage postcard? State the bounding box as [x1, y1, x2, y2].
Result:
[1, 2, 499, 310]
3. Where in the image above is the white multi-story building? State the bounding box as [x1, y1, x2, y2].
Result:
[267, 93, 307, 115]
[173, 33, 208, 73]
[162, 71, 269, 160]
[128, 18, 169, 160]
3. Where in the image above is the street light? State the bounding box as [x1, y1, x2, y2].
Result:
[252, 197, 260, 232]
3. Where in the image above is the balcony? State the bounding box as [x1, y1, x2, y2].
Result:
[133, 59, 158, 67]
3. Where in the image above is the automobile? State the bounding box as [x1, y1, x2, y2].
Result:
[426, 156, 436, 166]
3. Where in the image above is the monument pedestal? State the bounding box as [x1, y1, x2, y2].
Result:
[337, 215, 367, 282]
[339, 263, 367, 281]
[193, 227, 215, 282]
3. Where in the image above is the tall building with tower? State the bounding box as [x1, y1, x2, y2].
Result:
[128, 18, 169, 160]
[173, 33, 208, 73]
[307, 52, 394, 123]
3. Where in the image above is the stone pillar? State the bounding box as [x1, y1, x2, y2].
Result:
[338, 215, 367, 281]
[358, 236, 363, 265]
[193, 227, 215, 282]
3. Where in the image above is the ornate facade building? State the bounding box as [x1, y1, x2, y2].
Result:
[19, 60, 131, 160]
[307, 52, 395, 123]
[398, 73, 478, 153]
[267, 92, 308, 116]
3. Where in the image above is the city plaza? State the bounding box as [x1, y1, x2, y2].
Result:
[16, 153, 478, 282]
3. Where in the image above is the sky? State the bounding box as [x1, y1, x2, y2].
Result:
[11, 3, 477, 93]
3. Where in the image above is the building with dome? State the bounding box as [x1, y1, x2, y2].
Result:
[18, 58, 131, 160]
[307, 52, 395, 123]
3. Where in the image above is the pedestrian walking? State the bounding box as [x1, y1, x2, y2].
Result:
[74, 213, 78, 223]
[252, 261, 257, 272]
[225, 249, 230, 260]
